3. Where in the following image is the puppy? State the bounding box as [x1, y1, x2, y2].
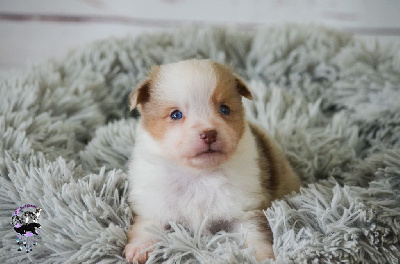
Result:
[124, 59, 300, 263]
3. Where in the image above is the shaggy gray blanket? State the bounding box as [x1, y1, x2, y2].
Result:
[1, 25, 400, 263]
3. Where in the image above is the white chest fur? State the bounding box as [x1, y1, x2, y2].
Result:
[127, 124, 264, 231]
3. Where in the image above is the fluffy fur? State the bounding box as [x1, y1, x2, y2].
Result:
[124, 59, 300, 263]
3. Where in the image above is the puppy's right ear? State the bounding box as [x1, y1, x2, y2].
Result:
[129, 79, 151, 111]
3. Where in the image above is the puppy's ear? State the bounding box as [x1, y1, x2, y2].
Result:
[235, 76, 253, 100]
[129, 79, 151, 111]
[130, 66, 160, 111]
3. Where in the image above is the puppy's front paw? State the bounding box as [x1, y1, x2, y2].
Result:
[123, 240, 154, 264]
[254, 244, 274, 262]
[245, 237, 274, 262]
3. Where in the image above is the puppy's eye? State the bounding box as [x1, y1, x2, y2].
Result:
[170, 110, 183, 120]
[220, 105, 230, 115]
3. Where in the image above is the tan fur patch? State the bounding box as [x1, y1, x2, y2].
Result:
[130, 66, 178, 141]
[211, 62, 252, 142]
[141, 97, 178, 141]
[249, 123, 301, 200]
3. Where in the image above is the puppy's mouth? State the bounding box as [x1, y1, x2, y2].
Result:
[195, 148, 223, 157]
[187, 146, 227, 168]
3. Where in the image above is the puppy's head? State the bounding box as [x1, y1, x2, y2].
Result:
[130, 59, 252, 170]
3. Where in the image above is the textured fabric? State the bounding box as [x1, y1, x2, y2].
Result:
[1, 25, 399, 263]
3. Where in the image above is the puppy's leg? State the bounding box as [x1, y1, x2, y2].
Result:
[234, 211, 275, 262]
[124, 216, 159, 263]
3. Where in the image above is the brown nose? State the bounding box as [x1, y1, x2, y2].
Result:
[200, 130, 217, 144]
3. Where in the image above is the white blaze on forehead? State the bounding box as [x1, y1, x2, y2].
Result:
[155, 60, 217, 115]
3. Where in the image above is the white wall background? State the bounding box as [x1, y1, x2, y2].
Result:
[1, 0, 400, 73]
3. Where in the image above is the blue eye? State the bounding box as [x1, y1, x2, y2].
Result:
[170, 110, 183, 120]
[220, 105, 230, 115]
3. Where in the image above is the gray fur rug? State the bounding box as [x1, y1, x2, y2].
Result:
[1, 25, 400, 263]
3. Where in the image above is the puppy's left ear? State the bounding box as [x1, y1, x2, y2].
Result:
[130, 65, 160, 111]
[129, 79, 151, 111]
[235, 76, 253, 100]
